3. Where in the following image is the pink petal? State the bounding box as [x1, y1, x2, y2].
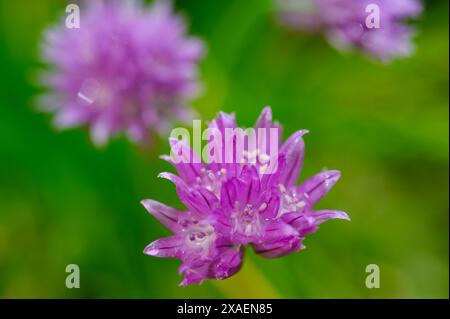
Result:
[144, 236, 182, 258]
[141, 199, 182, 231]
[160, 137, 202, 184]
[254, 222, 303, 258]
[297, 170, 341, 206]
[278, 130, 309, 187]
[312, 210, 350, 224]
[254, 106, 273, 129]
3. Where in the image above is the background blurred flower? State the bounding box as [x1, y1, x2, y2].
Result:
[39, 0, 204, 146]
[276, 0, 423, 61]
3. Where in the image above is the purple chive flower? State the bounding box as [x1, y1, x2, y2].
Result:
[277, 0, 423, 61]
[39, 0, 204, 145]
[142, 106, 349, 285]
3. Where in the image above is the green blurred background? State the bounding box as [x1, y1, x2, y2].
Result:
[0, 0, 448, 298]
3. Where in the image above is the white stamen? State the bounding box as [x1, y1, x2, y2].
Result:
[259, 164, 268, 174]
[259, 153, 271, 164]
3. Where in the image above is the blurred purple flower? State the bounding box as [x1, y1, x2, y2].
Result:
[39, 0, 204, 146]
[142, 107, 349, 285]
[277, 0, 423, 61]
